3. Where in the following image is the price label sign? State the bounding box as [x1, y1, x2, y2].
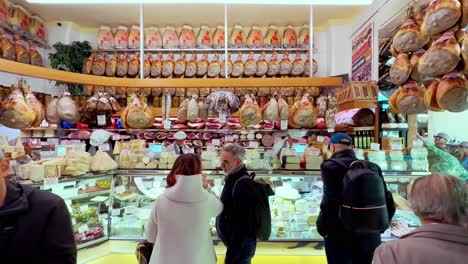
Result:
[317, 136, 325, 143]
[80, 204, 89, 212]
[78, 225, 88, 234]
[163, 120, 171, 130]
[97, 115, 107, 126]
[391, 141, 403, 150]
[112, 209, 121, 216]
[212, 139, 221, 146]
[207, 144, 215, 152]
[328, 128, 335, 133]
[99, 143, 111, 152]
[112, 134, 121, 141]
[370, 143, 381, 151]
[225, 135, 234, 142]
[281, 120, 288, 130]
[43, 176, 59, 187]
[125, 206, 136, 215]
[219, 113, 227, 124]
[249, 141, 259, 148]
[115, 185, 126, 194]
[71, 218, 77, 225]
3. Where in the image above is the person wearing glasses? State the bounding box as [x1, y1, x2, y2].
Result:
[433, 132, 449, 151]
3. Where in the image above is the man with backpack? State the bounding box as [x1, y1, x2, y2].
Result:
[216, 143, 273, 264]
[316, 133, 395, 264]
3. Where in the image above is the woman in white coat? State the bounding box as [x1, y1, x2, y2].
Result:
[145, 154, 223, 264]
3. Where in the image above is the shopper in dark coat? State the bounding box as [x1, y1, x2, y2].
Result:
[216, 143, 257, 264]
[0, 151, 77, 264]
[316, 133, 395, 264]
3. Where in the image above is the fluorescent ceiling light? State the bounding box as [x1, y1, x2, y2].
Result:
[27, 0, 373, 5]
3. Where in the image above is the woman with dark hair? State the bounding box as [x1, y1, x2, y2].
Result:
[145, 154, 223, 264]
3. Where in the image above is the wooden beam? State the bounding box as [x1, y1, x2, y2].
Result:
[0, 59, 343, 88]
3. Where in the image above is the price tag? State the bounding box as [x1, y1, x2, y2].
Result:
[207, 144, 215, 152]
[99, 143, 111, 152]
[327, 128, 335, 133]
[112, 134, 121, 141]
[163, 120, 171, 130]
[186, 148, 195, 154]
[212, 139, 221, 146]
[317, 136, 325, 143]
[43, 176, 59, 187]
[281, 120, 288, 130]
[78, 225, 88, 234]
[391, 141, 403, 150]
[115, 185, 126, 194]
[91, 196, 109, 202]
[80, 204, 89, 211]
[112, 209, 121, 216]
[71, 218, 77, 225]
[370, 143, 381, 151]
[99, 214, 107, 222]
[125, 206, 136, 214]
[249, 141, 259, 148]
[219, 113, 227, 124]
[225, 135, 233, 142]
[71, 140, 81, 145]
[47, 138, 59, 145]
[97, 115, 107, 126]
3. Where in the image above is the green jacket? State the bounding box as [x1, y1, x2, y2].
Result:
[424, 139, 468, 180]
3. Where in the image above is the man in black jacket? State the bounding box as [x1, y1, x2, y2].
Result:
[0, 150, 77, 264]
[216, 143, 257, 264]
[316, 133, 395, 264]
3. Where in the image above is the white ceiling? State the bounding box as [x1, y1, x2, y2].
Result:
[11, 0, 364, 28]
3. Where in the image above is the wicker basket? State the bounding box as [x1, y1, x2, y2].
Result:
[336, 81, 378, 104]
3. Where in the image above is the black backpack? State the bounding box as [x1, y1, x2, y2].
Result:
[331, 159, 390, 234]
[233, 172, 275, 241]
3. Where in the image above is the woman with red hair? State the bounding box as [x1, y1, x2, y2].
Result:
[145, 154, 223, 264]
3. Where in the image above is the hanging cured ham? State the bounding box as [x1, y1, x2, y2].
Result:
[114, 26, 129, 49]
[247, 25, 264, 48]
[0, 0, 8, 22]
[304, 54, 318, 76]
[436, 72, 468, 112]
[268, 52, 281, 77]
[121, 93, 154, 129]
[14, 35, 29, 64]
[174, 52, 187, 76]
[462, 0, 468, 27]
[265, 25, 281, 48]
[240, 95, 262, 127]
[28, 40, 42, 66]
[256, 52, 268, 77]
[57, 88, 81, 124]
[390, 53, 412, 85]
[128, 26, 140, 49]
[198, 98, 208, 121]
[288, 94, 316, 128]
[105, 54, 117, 77]
[207, 54, 221, 78]
[0, 84, 35, 129]
[410, 49, 425, 81]
[244, 52, 257, 77]
[127, 53, 140, 77]
[279, 52, 293, 76]
[298, 24, 309, 49]
[291, 53, 305, 76]
[21, 84, 43, 127]
[282, 25, 297, 48]
[424, 80, 443, 111]
[231, 53, 244, 78]
[97, 26, 114, 49]
[185, 53, 197, 78]
[150, 53, 162, 78]
[278, 97, 289, 120]
[92, 53, 106, 76]
[143, 54, 151, 78]
[421, 0, 461, 36]
[1, 31, 15, 61]
[212, 25, 225, 48]
[116, 53, 129, 77]
[162, 53, 175, 78]
[220, 53, 233, 78]
[45, 97, 60, 124]
[418, 31, 460, 77]
[163, 26, 179, 49]
[205, 91, 240, 118]
[187, 95, 199, 122]
[197, 25, 212, 48]
[229, 24, 245, 48]
[263, 97, 280, 121]
[145, 27, 163, 48]
[179, 25, 196, 49]
[391, 81, 427, 114]
[392, 18, 429, 53]
[197, 54, 209, 77]
[82, 53, 95, 74]
[178, 98, 189, 121]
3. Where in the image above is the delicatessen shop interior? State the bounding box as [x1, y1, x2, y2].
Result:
[0, 0, 467, 263]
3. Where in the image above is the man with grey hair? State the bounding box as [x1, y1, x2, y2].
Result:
[373, 173, 468, 264]
[216, 143, 258, 264]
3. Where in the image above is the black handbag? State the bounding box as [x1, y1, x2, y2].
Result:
[135, 240, 154, 264]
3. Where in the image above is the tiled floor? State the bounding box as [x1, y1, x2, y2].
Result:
[79, 241, 327, 264]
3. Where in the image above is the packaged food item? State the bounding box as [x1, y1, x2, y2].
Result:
[97, 26, 114, 49]
[114, 26, 129, 49]
[0, 0, 8, 22]
[9, 4, 30, 32]
[145, 27, 162, 48]
[128, 25, 141, 49]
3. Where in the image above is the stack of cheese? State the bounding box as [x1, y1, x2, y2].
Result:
[245, 149, 263, 170]
[117, 140, 159, 169]
[0, 137, 26, 160]
[201, 150, 218, 170]
[21, 157, 65, 182]
[63, 151, 91, 176]
[304, 148, 323, 170]
[282, 149, 301, 170]
[159, 152, 177, 169]
[91, 151, 118, 172]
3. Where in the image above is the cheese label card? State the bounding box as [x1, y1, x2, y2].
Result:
[99, 143, 111, 152]
[281, 120, 288, 130]
[219, 113, 227, 124]
[115, 185, 126, 194]
[43, 176, 58, 186]
[163, 120, 171, 130]
[317, 136, 325, 142]
[249, 141, 259, 148]
[212, 139, 221, 146]
[371, 143, 381, 151]
[391, 141, 403, 150]
[97, 115, 107, 126]
[225, 135, 234, 142]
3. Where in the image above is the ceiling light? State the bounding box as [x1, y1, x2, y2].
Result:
[27, 0, 373, 5]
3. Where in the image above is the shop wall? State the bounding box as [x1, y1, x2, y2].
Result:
[428, 111, 468, 141]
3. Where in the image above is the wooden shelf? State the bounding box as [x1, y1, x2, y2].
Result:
[0, 59, 342, 88]
[92, 48, 310, 53]
[338, 100, 378, 112]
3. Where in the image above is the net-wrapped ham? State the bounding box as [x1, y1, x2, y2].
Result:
[392, 18, 429, 53]
[263, 97, 280, 121]
[240, 95, 262, 127]
[212, 25, 225, 48]
[421, 0, 461, 36]
[229, 24, 245, 48]
[264, 25, 281, 48]
[390, 54, 412, 85]
[163, 26, 179, 49]
[150, 53, 162, 78]
[114, 26, 129, 49]
[21, 82, 44, 127]
[244, 52, 257, 77]
[179, 24, 196, 49]
[145, 27, 162, 48]
[187, 95, 199, 122]
[282, 25, 297, 48]
[197, 54, 209, 77]
[278, 97, 289, 120]
[247, 25, 264, 48]
[256, 52, 268, 77]
[185, 53, 197, 78]
[297, 24, 309, 49]
[268, 52, 280, 77]
[0, 84, 35, 129]
[231, 53, 244, 78]
[418, 31, 460, 77]
[288, 95, 316, 128]
[128, 25, 141, 49]
[205, 91, 240, 118]
[97, 26, 114, 49]
[197, 25, 211, 48]
[57, 88, 81, 124]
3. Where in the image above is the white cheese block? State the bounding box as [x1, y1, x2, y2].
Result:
[286, 156, 301, 164]
[20, 164, 31, 179]
[30, 165, 44, 182]
[11, 151, 25, 159]
[44, 165, 58, 177]
[306, 156, 323, 170]
[389, 151, 404, 161]
[2, 146, 14, 153]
